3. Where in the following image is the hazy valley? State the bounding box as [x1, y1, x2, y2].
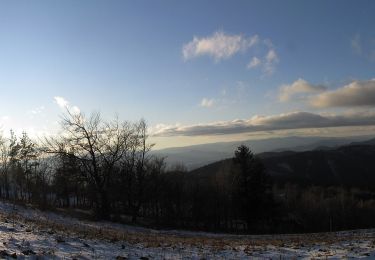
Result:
[155, 135, 373, 170]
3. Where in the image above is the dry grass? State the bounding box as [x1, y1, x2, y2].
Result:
[2, 206, 375, 255]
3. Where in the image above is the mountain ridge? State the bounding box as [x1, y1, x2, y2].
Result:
[153, 135, 374, 170]
[188, 138, 375, 187]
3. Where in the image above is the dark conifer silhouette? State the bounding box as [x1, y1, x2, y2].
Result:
[232, 145, 272, 230]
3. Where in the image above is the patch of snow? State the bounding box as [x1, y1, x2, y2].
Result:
[0, 200, 374, 259]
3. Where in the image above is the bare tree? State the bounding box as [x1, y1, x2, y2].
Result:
[120, 119, 154, 222]
[44, 110, 142, 219]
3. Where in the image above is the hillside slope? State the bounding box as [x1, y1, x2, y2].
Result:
[263, 144, 375, 186]
[190, 142, 375, 187]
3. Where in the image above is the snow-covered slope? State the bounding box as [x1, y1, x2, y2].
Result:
[0, 200, 375, 259]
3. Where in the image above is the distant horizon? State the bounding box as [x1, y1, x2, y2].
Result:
[152, 131, 375, 150]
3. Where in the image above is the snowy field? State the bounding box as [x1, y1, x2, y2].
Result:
[0, 201, 375, 259]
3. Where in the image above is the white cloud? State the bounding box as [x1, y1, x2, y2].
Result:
[310, 79, 375, 108]
[266, 49, 278, 63]
[182, 31, 259, 62]
[263, 49, 279, 75]
[200, 98, 215, 108]
[53, 96, 80, 114]
[152, 110, 375, 137]
[247, 56, 261, 69]
[279, 78, 327, 102]
[247, 48, 279, 75]
[182, 31, 280, 75]
[54, 96, 69, 108]
[71, 106, 81, 114]
[29, 106, 45, 115]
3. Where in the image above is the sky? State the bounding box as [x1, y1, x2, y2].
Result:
[1, 0, 375, 149]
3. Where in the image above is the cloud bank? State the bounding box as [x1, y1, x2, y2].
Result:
[153, 111, 375, 137]
[310, 79, 375, 108]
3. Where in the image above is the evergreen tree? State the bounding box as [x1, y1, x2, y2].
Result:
[232, 145, 271, 230]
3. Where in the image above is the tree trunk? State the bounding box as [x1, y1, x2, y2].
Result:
[96, 190, 110, 220]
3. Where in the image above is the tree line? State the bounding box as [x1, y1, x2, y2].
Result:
[0, 110, 375, 233]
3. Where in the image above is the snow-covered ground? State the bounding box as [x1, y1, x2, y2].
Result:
[0, 201, 375, 259]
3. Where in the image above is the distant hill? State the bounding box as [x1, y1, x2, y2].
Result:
[262, 144, 375, 186]
[348, 137, 375, 146]
[189, 139, 375, 187]
[154, 135, 374, 170]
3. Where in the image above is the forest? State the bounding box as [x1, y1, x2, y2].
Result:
[0, 110, 375, 234]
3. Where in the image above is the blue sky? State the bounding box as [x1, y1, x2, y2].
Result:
[1, 1, 375, 148]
